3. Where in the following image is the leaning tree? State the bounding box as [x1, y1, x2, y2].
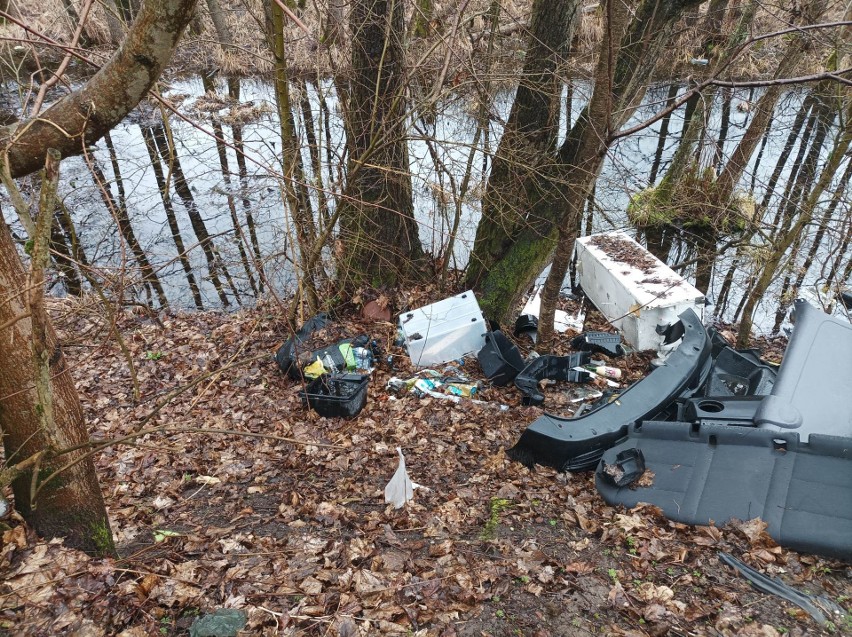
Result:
[0, 0, 198, 554]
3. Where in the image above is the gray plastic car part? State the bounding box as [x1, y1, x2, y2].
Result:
[679, 396, 765, 427]
[508, 308, 711, 471]
[702, 345, 776, 397]
[719, 552, 847, 626]
[570, 331, 626, 357]
[596, 421, 852, 560]
[753, 300, 852, 440]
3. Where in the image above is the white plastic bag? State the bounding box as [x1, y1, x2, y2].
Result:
[384, 447, 414, 509]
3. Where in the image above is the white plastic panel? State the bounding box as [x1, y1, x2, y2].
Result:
[575, 231, 705, 351]
[399, 291, 487, 367]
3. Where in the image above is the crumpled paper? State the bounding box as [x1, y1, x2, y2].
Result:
[384, 447, 414, 509]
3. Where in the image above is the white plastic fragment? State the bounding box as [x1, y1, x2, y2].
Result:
[398, 291, 487, 367]
[574, 231, 705, 351]
[522, 287, 585, 333]
[384, 447, 414, 509]
[573, 366, 619, 387]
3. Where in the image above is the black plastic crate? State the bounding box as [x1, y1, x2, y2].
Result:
[299, 373, 369, 418]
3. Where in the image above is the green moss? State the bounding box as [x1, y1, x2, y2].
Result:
[90, 519, 115, 556]
[630, 166, 756, 236]
[480, 497, 513, 540]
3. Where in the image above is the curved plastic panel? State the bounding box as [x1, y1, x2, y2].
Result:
[596, 421, 852, 560]
[508, 308, 711, 471]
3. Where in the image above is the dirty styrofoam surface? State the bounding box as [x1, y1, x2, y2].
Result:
[575, 231, 705, 351]
[398, 290, 487, 367]
[522, 287, 585, 332]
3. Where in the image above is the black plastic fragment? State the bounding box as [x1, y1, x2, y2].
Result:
[703, 344, 776, 397]
[275, 315, 370, 380]
[719, 552, 846, 625]
[508, 308, 711, 471]
[514, 314, 539, 342]
[514, 353, 592, 406]
[841, 289, 852, 310]
[600, 448, 645, 487]
[570, 331, 625, 357]
[275, 313, 330, 375]
[679, 395, 764, 427]
[477, 330, 526, 386]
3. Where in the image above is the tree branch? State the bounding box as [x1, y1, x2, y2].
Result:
[0, 0, 199, 179]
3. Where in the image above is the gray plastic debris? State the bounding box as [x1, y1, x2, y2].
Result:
[719, 553, 846, 626]
[189, 609, 247, 637]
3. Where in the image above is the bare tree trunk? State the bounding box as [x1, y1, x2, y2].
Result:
[97, 132, 170, 308]
[205, 0, 232, 48]
[714, 88, 732, 172]
[201, 75, 259, 296]
[790, 158, 852, 300]
[298, 79, 330, 230]
[336, 0, 426, 287]
[469, 0, 702, 324]
[768, 99, 835, 332]
[737, 94, 850, 347]
[537, 0, 629, 344]
[49, 213, 84, 296]
[748, 113, 773, 194]
[266, 1, 321, 311]
[0, 153, 114, 555]
[715, 0, 828, 202]
[227, 79, 267, 292]
[0, 0, 194, 554]
[150, 123, 238, 307]
[464, 0, 581, 290]
[648, 83, 679, 185]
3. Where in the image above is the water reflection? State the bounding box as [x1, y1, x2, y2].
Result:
[4, 76, 849, 333]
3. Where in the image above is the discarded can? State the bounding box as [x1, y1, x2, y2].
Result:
[585, 365, 622, 379]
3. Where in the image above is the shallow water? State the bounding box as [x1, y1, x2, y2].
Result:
[4, 76, 849, 332]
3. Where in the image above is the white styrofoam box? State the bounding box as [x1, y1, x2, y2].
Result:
[399, 290, 487, 367]
[574, 231, 705, 351]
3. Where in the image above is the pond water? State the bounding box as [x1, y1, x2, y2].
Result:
[3, 75, 850, 333]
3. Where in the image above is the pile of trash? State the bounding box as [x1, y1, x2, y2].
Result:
[275, 231, 852, 561]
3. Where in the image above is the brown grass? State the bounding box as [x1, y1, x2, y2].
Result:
[1, 0, 848, 92]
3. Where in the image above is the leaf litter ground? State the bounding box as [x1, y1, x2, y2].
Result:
[1, 296, 849, 636]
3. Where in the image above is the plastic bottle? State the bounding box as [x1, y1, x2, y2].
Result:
[352, 347, 374, 371]
[585, 365, 622, 379]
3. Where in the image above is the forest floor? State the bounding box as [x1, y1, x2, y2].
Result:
[1, 290, 849, 636]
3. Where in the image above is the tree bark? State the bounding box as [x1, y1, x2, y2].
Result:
[468, 0, 702, 322]
[0, 157, 114, 555]
[464, 0, 580, 290]
[336, 0, 426, 287]
[0, 0, 199, 179]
